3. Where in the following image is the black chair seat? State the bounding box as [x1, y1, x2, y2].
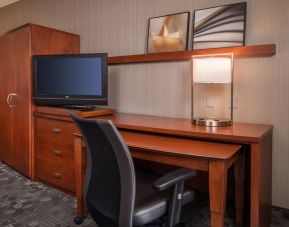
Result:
[133, 170, 195, 226]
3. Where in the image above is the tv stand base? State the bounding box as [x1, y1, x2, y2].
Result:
[35, 106, 116, 118]
[64, 105, 96, 111]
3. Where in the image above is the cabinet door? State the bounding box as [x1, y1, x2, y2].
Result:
[0, 27, 31, 176]
[11, 28, 31, 176]
[0, 33, 15, 163]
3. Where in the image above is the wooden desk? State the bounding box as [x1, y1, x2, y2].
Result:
[73, 113, 272, 227]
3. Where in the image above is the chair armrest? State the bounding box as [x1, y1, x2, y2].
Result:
[153, 168, 197, 191]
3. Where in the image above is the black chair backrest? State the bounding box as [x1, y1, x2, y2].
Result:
[71, 113, 135, 227]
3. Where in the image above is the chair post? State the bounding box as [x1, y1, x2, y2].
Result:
[166, 181, 185, 227]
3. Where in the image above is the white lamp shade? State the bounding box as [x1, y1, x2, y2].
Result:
[193, 57, 232, 83]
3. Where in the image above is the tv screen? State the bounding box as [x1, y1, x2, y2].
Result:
[33, 53, 108, 107]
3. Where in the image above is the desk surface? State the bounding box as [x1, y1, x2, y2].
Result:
[35, 107, 272, 144]
[93, 113, 272, 143]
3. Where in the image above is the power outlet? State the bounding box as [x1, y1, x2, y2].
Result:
[206, 96, 215, 108]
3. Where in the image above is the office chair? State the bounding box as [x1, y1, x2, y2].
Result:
[71, 113, 197, 227]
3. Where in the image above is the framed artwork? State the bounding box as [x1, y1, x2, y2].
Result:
[147, 12, 190, 53]
[192, 2, 246, 50]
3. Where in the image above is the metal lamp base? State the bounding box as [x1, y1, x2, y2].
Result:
[192, 118, 232, 127]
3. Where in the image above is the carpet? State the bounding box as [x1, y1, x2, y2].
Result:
[0, 162, 288, 227]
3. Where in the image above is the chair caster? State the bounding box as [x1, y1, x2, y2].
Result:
[74, 216, 84, 225]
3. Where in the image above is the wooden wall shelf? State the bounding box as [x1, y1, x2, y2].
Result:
[108, 44, 276, 65]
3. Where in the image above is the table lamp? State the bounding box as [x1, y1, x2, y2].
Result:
[191, 53, 234, 126]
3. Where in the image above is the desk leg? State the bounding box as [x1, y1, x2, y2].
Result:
[74, 136, 86, 221]
[234, 152, 245, 226]
[250, 133, 272, 227]
[209, 160, 227, 227]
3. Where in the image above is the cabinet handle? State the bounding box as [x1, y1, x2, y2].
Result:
[52, 173, 61, 179]
[52, 150, 61, 156]
[6, 93, 11, 106]
[10, 93, 17, 108]
[52, 128, 61, 133]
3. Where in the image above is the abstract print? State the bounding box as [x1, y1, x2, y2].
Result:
[192, 2, 246, 50]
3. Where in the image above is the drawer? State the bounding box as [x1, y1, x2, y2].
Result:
[35, 137, 74, 163]
[36, 158, 75, 192]
[35, 117, 78, 145]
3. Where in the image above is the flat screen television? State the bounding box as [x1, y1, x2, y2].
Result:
[32, 53, 108, 107]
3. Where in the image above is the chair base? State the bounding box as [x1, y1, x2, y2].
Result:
[74, 216, 84, 225]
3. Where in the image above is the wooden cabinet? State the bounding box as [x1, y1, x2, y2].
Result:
[0, 24, 80, 177]
[34, 116, 77, 193]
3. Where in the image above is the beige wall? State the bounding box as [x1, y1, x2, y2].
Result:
[1, 0, 288, 209]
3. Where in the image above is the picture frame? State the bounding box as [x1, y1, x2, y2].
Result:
[192, 2, 246, 50]
[147, 12, 190, 53]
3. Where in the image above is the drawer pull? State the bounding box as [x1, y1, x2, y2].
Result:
[52, 173, 61, 179]
[52, 128, 61, 133]
[52, 150, 61, 156]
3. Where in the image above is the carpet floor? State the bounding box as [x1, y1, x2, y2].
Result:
[0, 162, 288, 227]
